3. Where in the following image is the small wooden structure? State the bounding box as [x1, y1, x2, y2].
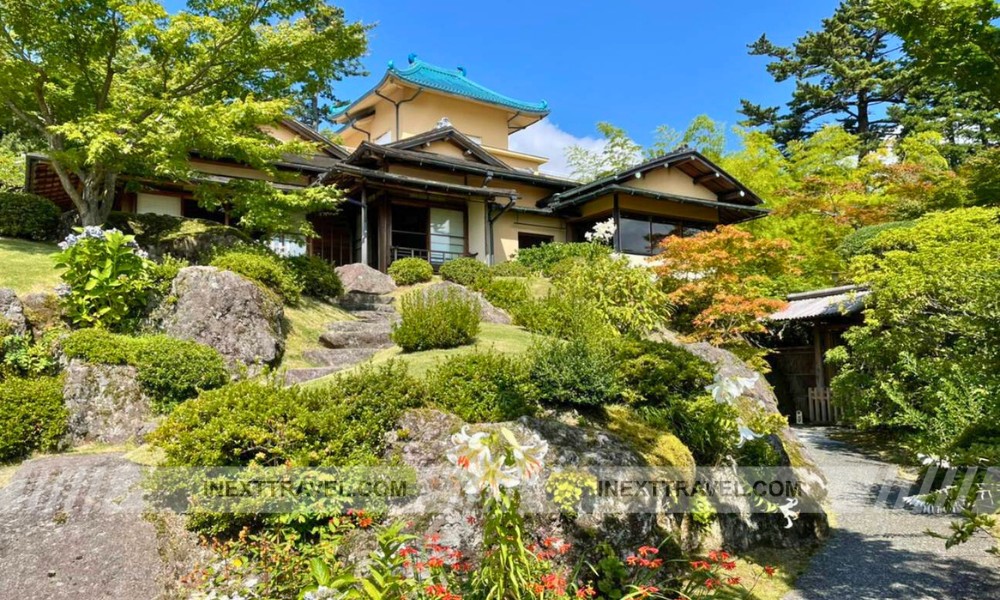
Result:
[765, 286, 869, 424]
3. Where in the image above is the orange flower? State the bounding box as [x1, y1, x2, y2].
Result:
[636, 585, 659, 598]
[637, 545, 659, 558]
[576, 585, 596, 598]
[764, 565, 777, 577]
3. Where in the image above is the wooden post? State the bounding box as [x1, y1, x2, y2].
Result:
[813, 324, 825, 391]
[359, 186, 369, 266]
[612, 193, 622, 252]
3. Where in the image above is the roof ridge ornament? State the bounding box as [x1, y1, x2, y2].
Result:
[457, 66, 467, 76]
[435, 117, 452, 129]
[407, 52, 418, 64]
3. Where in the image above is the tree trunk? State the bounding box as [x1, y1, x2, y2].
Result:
[77, 170, 117, 226]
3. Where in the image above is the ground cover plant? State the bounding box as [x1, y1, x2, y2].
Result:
[426, 350, 537, 422]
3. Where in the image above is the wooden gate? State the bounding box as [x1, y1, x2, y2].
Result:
[807, 387, 845, 424]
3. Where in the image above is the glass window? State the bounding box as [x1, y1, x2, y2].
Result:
[619, 215, 652, 255]
[650, 221, 678, 252]
[430, 208, 465, 264]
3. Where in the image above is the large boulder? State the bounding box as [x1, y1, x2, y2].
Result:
[419, 281, 512, 324]
[0, 288, 28, 336]
[153, 266, 284, 375]
[335, 263, 397, 295]
[62, 360, 154, 445]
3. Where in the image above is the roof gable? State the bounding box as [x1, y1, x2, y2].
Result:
[388, 55, 548, 115]
[387, 127, 510, 168]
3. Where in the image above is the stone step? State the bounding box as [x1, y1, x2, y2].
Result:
[339, 291, 394, 311]
[283, 367, 342, 386]
[303, 346, 384, 368]
[319, 321, 393, 349]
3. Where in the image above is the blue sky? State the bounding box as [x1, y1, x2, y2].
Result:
[166, 1, 841, 173]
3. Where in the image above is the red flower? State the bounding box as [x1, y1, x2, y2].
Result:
[457, 455, 471, 469]
[425, 533, 441, 544]
[722, 561, 737, 571]
[705, 578, 718, 589]
[427, 557, 445, 568]
[627, 555, 641, 566]
[690, 560, 711, 570]
[764, 565, 777, 577]
[636, 585, 659, 598]
[638, 545, 659, 558]
[727, 577, 742, 586]
[399, 546, 418, 558]
[576, 585, 596, 598]
[466, 515, 477, 525]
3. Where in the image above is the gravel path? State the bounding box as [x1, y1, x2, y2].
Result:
[785, 427, 1000, 599]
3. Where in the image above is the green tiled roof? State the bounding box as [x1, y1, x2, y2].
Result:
[387, 54, 549, 114]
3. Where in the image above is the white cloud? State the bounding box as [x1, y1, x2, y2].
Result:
[508, 118, 604, 178]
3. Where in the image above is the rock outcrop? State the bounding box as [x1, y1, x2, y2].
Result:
[62, 360, 153, 445]
[154, 266, 284, 375]
[418, 281, 512, 324]
[0, 288, 28, 336]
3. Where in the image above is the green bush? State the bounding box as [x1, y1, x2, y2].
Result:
[527, 337, 621, 406]
[286, 255, 343, 299]
[427, 351, 537, 422]
[0, 376, 67, 462]
[551, 255, 670, 337]
[0, 191, 61, 241]
[439, 257, 489, 288]
[490, 261, 532, 277]
[479, 277, 531, 314]
[831, 208, 1000, 454]
[151, 361, 424, 468]
[513, 241, 611, 275]
[1, 332, 58, 379]
[210, 246, 303, 305]
[615, 339, 713, 407]
[62, 329, 229, 412]
[637, 398, 739, 465]
[391, 287, 480, 352]
[387, 257, 434, 286]
[837, 220, 916, 258]
[55, 227, 154, 331]
[514, 294, 616, 340]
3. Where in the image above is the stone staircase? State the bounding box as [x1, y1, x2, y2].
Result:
[283, 294, 398, 385]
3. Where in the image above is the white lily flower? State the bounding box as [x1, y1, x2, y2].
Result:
[500, 428, 548, 480]
[737, 425, 763, 447]
[478, 458, 522, 500]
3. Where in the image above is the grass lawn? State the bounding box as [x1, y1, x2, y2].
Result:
[303, 322, 538, 386]
[0, 237, 62, 294]
[281, 297, 354, 369]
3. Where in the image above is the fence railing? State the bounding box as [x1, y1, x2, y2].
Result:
[390, 246, 473, 266]
[807, 387, 846, 424]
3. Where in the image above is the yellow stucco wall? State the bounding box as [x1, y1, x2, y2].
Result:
[493, 211, 566, 263]
[621, 166, 718, 201]
[189, 159, 310, 187]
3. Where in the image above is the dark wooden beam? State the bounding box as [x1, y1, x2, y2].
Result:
[694, 171, 721, 185]
[720, 190, 747, 202]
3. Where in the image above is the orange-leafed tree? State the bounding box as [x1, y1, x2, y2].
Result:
[653, 226, 799, 368]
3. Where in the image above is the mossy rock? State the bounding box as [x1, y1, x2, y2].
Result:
[599, 405, 696, 477]
[106, 212, 250, 263]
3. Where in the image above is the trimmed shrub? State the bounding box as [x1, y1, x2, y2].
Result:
[527, 337, 620, 406]
[615, 339, 713, 407]
[151, 361, 424, 468]
[439, 256, 489, 288]
[490, 261, 532, 277]
[286, 255, 343, 299]
[427, 351, 537, 422]
[513, 241, 612, 275]
[637, 398, 739, 465]
[391, 287, 480, 352]
[387, 257, 434, 286]
[0, 376, 67, 462]
[62, 329, 229, 412]
[0, 191, 61, 241]
[479, 277, 530, 314]
[210, 246, 302, 305]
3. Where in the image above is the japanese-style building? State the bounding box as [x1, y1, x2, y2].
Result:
[26, 54, 769, 270]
